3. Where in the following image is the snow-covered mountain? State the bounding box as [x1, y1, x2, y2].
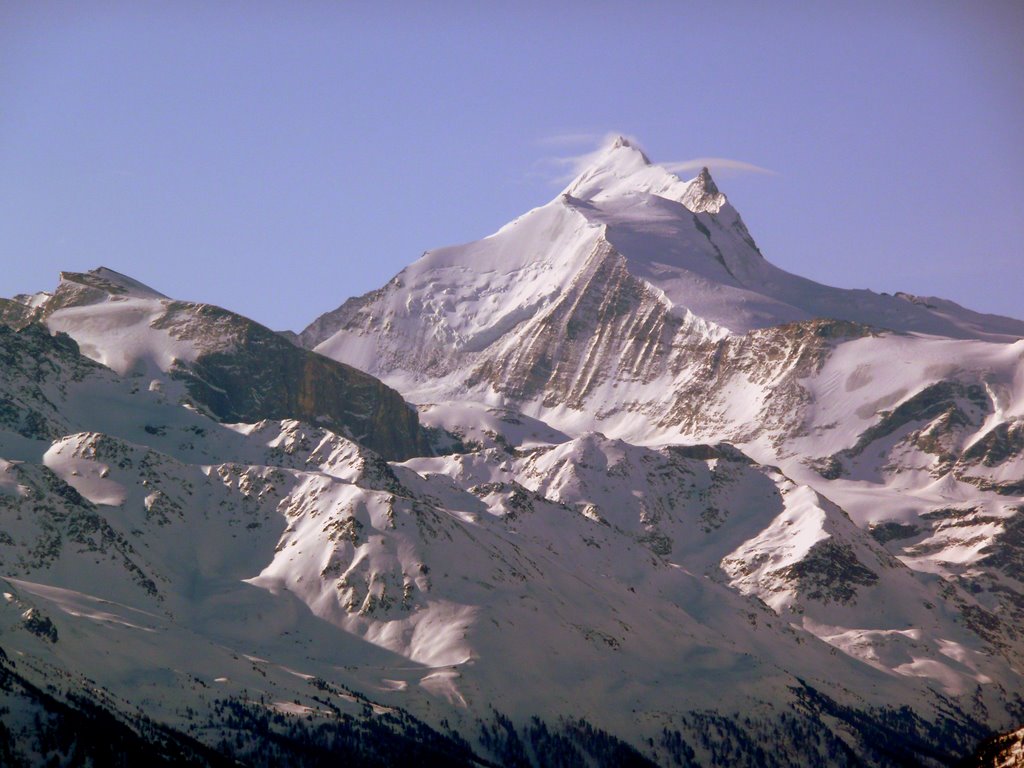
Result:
[2, 136, 1023, 766]
[5, 267, 431, 460]
[303, 136, 1024, 364]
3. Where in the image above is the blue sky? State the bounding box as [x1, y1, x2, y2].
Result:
[2, 2, 1021, 331]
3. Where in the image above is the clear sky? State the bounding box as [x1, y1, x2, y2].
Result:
[2, 1, 1021, 332]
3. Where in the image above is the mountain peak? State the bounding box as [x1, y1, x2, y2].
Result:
[58, 267, 167, 300]
[580, 135, 652, 173]
[697, 166, 719, 195]
[680, 166, 727, 213]
[607, 134, 650, 160]
[562, 137, 663, 202]
[561, 137, 732, 216]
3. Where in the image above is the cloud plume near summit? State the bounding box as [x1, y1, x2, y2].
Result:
[663, 157, 777, 177]
[536, 132, 776, 184]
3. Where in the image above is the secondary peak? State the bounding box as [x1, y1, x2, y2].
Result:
[697, 167, 720, 195]
[679, 167, 727, 214]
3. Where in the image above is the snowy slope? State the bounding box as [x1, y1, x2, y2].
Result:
[0, 317, 1013, 765]
[3, 135, 1024, 765]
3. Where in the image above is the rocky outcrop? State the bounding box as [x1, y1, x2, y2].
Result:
[152, 302, 431, 460]
[0, 323, 102, 441]
[467, 242, 682, 407]
[958, 725, 1024, 767]
[660, 318, 874, 441]
[0, 298, 39, 330]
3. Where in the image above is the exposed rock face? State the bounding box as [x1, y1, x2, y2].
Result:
[824, 379, 992, 478]
[657, 318, 874, 442]
[960, 725, 1024, 768]
[956, 420, 1024, 495]
[0, 298, 39, 330]
[0, 323, 101, 441]
[152, 302, 431, 460]
[21, 608, 58, 643]
[0, 455, 159, 598]
[466, 242, 683, 407]
[776, 540, 879, 604]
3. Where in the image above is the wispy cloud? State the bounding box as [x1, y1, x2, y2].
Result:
[662, 157, 778, 177]
[533, 131, 638, 184]
[533, 134, 777, 186]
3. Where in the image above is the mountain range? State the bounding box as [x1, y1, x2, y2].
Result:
[1, 136, 1022, 766]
